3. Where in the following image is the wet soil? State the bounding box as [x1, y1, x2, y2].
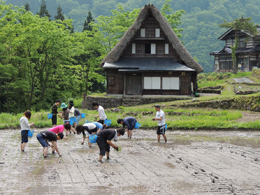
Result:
[1, 129, 260, 194]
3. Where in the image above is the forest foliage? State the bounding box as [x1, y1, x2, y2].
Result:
[0, 0, 183, 113]
[4, 0, 260, 73]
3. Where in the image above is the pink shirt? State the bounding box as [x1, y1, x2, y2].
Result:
[48, 125, 64, 134]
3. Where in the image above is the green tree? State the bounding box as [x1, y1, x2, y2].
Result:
[54, 5, 65, 21]
[37, 0, 51, 20]
[219, 17, 258, 74]
[24, 2, 30, 11]
[82, 10, 94, 32]
[160, 0, 185, 38]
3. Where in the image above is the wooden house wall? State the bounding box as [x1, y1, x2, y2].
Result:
[107, 70, 124, 94]
[106, 70, 192, 95]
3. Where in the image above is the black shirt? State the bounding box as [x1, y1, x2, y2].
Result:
[97, 129, 116, 141]
[52, 104, 58, 115]
[40, 131, 57, 141]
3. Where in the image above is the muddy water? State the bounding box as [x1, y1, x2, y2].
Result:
[1, 129, 260, 194]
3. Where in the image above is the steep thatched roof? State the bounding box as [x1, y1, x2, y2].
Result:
[100, 4, 203, 73]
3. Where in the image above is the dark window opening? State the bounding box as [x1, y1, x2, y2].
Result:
[145, 44, 151, 54]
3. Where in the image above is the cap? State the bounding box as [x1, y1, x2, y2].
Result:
[154, 105, 160, 108]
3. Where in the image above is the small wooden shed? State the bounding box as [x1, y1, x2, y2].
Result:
[100, 4, 203, 96]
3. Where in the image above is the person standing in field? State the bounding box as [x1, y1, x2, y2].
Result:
[68, 100, 76, 134]
[117, 116, 137, 139]
[20, 110, 34, 152]
[59, 103, 70, 124]
[51, 99, 61, 127]
[152, 105, 167, 143]
[92, 102, 107, 128]
[96, 128, 125, 163]
[36, 131, 64, 158]
[48, 123, 71, 139]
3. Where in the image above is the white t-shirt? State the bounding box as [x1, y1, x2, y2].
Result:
[155, 110, 165, 126]
[97, 106, 107, 120]
[20, 116, 30, 131]
[69, 106, 75, 118]
[83, 123, 96, 130]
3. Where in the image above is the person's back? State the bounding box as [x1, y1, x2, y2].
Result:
[49, 125, 64, 134]
[63, 108, 69, 120]
[92, 122, 103, 130]
[40, 131, 57, 142]
[97, 129, 115, 141]
[124, 116, 137, 129]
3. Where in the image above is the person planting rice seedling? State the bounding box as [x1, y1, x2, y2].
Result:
[76, 123, 97, 147]
[36, 131, 64, 158]
[96, 128, 125, 163]
[92, 122, 103, 133]
[153, 105, 167, 143]
[20, 110, 34, 152]
[117, 116, 137, 139]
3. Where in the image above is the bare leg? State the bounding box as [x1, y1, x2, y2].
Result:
[106, 151, 110, 159]
[157, 134, 160, 142]
[126, 130, 129, 138]
[98, 155, 103, 162]
[43, 147, 48, 157]
[162, 134, 167, 142]
[129, 130, 132, 139]
[21, 143, 26, 151]
[71, 123, 77, 134]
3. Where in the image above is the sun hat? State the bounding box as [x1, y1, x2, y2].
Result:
[68, 100, 74, 106]
[61, 103, 67, 109]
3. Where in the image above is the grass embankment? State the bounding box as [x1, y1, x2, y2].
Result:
[1, 105, 259, 130]
[1, 72, 260, 130]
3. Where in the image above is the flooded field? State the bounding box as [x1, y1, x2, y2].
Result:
[1, 129, 260, 194]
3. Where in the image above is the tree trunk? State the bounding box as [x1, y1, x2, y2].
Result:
[232, 32, 239, 74]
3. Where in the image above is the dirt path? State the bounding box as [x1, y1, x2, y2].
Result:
[1, 129, 260, 194]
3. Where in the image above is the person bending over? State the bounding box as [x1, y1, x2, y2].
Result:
[48, 123, 71, 139]
[96, 128, 125, 163]
[76, 123, 97, 147]
[117, 116, 137, 139]
[36, 131, 64, 158]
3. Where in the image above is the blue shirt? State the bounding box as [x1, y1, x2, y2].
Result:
[123, 117, 137, 130]
[92, 122, 103, 130]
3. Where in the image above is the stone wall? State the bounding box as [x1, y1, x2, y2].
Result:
[82, 96, 190, 109]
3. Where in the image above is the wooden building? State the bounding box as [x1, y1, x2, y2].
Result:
[100, 4, 203, 96]
[210, 27, 260, 72]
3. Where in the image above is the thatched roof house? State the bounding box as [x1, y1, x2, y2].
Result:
[210, 27, 260, 72]
[101, 4, 203, 96]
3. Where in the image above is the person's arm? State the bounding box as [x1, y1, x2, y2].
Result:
[154, 116, 163, 121]
[124, 120, 131, 130]
[52, 141, 62, 156]
[107, 140, 118, 150]
[45, 139, 51, 147]
[82, 132, 88, 144]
